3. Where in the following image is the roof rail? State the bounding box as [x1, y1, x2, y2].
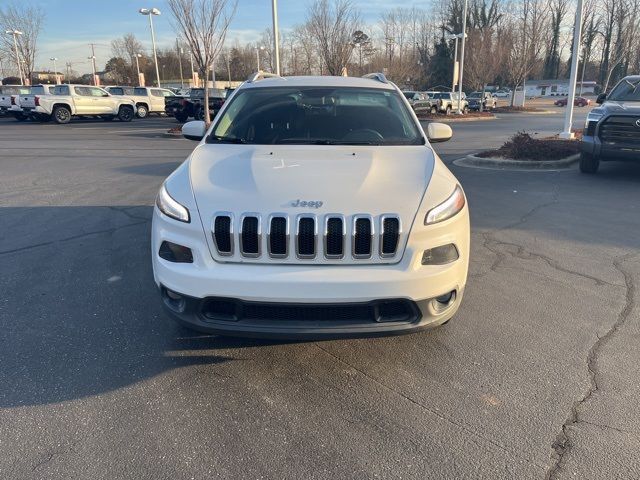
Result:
[246, 71, 283, 83]
[362, 73, 388, 84]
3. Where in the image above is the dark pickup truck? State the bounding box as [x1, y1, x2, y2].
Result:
[580, 75, 640, 173]
[165, 88, 232, 122]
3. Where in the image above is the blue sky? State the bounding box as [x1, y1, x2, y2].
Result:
[29, 0, 411, 74]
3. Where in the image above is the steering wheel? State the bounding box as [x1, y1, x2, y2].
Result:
[342, 129, 384, 142]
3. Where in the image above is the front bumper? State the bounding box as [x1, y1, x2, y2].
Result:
[581, 134, 640, 162]
[152, 205, 469, 338]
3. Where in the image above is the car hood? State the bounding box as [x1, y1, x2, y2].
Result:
[188, 143, 435, 223]
[602, 100, 640, 113]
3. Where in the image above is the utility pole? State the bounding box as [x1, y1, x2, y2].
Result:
[560, 0, 584, 139]
[66, 62, 72, 83]
[271, 0, 281, 75]
[89, 43, 98, 86]
[457, 0, 468, 114]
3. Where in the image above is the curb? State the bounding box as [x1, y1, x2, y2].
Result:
[455, 153, 580, 170]
[164, 131, 183, 138]
[419, 115, 496, 123]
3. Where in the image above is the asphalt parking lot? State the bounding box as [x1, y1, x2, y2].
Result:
[1, 112, 639, 479]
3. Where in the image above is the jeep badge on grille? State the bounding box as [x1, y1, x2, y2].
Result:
[290, 199, 323, 209]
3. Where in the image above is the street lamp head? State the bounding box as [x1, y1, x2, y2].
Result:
[139, 7, 161, 15]
[5, 29, 23, 35]
[136, 53, 143, 57]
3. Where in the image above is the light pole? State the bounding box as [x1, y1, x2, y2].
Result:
[189, 50, 195, 87]
[135, 53, 142, 82]
[446, 33, 466, 93]
[177, 40, 184, 89]
[560, 0, 583, 139]
[49, 57, 59, 84]
[457, 0, 468, 114]
[271, 0, 281, 75]
[5, 29, 24, 84]
[256, 45, 265, 71]
[139, 7, 162, 87]
[65, 62, 72, 83]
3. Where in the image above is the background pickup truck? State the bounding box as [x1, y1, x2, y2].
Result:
[18, 85, 57, 121]
[0, 85, 30, 120]
[467, 91, 497, 111]
[105, 86, 174, 118]
[165, 88, 232, 122]
[431, 92, 469, 114]
[36, 85, 136, 124]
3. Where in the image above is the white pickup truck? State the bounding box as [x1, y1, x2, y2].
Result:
[105, 86, 173, 118]
[17, 85, 57, 121]
[0, 85, 31, 120]
[34, 84, 136, 124]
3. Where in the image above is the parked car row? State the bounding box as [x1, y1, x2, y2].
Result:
[0, 84, 176, 124]
[164, 87, 233, 122]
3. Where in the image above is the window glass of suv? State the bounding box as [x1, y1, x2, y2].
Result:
[150, 89, 164, 97]
[608, 78, 640, 102]
[134, 87, 147, 96]
[54, 85, 70, 95]
[74, 86, 91, 96]
[89, 87, 108, 97]
[109, 87, 124, 95]
[209, 86, 424, 146]
[432, 92, 449, 99]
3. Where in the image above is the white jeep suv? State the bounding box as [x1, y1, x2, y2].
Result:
[152, 73, 470, 338]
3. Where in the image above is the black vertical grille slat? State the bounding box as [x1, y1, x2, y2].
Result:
[241, 216, 259, 255]
[297, 217, 316, 257]
[269, 217, 287, 257]
[354, 218, 372, 257]
[213, 216, 232, 254]
[326, 217, 344, 257]
[381, 217, 400, 256]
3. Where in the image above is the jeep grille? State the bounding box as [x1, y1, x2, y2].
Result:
[211, 213, 402, 262]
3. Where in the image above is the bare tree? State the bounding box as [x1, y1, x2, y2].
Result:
[168, 0, 237, 124]
[0, 2, 44, 83]
[504, 0, 549, 105]
[306, 0, 360, 76]
[111, 33, 146, 82]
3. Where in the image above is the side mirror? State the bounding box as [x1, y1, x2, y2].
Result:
[427, 122, 453, 143]
[596, 93, 606, 104]
[182, 120, 206, 141]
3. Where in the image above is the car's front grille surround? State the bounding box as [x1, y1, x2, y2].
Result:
[598, 116, 640, 147]
[211, 213, 402, 263]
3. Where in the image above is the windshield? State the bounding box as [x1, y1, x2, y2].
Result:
[608, 78, 640, 102]
[208, 86, 424, 146]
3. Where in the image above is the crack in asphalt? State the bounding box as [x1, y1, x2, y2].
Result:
[545, 252, 637, 480]
[0, 220, 148, 256]
[108, 205, 152, 223]
[313, 343, 546, 471]
[31, 442, 77, 472]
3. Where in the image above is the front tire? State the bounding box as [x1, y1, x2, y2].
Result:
[579, 152, 600, 174]
[175, 110, 189, 123]
[52, 106, 72, 124]
[136, 104, 148, 118]
[118, 106, 134, 122]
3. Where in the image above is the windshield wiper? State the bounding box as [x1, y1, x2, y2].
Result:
[210, 135, 246, 144]
[277, 139, 379, 145]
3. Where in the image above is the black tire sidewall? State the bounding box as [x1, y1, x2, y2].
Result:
[579, 152, 599, 174]
[53, 106, 71, 124]
[118, 106, 133, 122]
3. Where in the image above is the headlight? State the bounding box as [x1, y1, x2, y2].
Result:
[585, 111, 603, 128]
[156, 183, 190, 223]
[425, 185, 465, 225]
